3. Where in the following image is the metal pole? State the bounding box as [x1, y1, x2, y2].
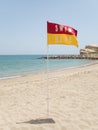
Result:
[46, 44, 50, 117]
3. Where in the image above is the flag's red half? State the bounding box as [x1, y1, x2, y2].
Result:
[47, 21, 77, 37]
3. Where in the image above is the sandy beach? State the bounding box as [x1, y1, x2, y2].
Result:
[0, 63, 98, 130]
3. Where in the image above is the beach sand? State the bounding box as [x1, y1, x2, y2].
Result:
[0, 63, 98, 130]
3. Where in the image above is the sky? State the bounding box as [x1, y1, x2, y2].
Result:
[0, 0, 98, 55]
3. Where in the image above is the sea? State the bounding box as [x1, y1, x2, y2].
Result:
[0, 55, 97, 79]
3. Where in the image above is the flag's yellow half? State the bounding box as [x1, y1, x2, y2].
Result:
[47, 34, 78, 47]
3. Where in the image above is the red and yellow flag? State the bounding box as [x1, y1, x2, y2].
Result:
[47, 21, 78, 47]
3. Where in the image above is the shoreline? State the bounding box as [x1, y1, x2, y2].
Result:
[0, 60, 98, 80]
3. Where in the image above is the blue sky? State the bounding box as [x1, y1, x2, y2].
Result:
[0, 0, 98, 55]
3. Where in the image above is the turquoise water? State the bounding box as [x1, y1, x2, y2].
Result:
[0, 55, 97, 78]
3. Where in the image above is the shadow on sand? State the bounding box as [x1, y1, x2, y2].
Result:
[17, 118, 55, 125]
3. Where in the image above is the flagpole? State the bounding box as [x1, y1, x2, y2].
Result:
[46, 43, 50, 117]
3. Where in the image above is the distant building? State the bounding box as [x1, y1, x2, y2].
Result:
[80, 44, 98, 58]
